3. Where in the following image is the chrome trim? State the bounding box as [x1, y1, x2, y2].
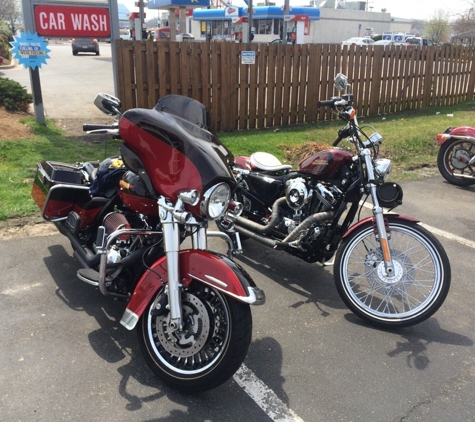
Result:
[41, 183, 90, 222]
[204, 275, 228, 288]
[120, 308, 139, 330]
[207, 230, 236, 258]
[97, 228, 163, 296]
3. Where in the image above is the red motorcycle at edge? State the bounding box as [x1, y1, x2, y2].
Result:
[31, 94, 265, 392]
[436, 126, 475, 186]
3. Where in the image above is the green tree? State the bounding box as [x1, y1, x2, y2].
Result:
[424, 9, 451, 44]
[0, 0, 22, 37]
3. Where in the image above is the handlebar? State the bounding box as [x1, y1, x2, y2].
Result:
[317, 99, 337, 107]
[83, 123, 119, 132]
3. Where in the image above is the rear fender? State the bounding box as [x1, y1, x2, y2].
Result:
[342, 214, 420, 239]
[120, 249, 264, 330]
[437, 126, 475, 146]
[234, 156, 251, 170]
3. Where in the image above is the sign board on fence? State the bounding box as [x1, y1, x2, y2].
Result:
[241, 51, 255, 65]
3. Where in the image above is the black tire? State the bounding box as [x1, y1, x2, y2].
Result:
[437, 139, 475, 186]
[72, 51, 78, 56]
[334, 218, 451, 329]
[137, 281, 252, 392]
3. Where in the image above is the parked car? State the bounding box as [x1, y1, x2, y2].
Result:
[403, 37, 433, 47]
[341, 37, 375, 46]
[120, 29, 132, 41]
[71, 38, 100, 56]
[374, 39, 395, 47]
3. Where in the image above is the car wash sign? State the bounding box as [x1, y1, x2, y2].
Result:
[34, 4, 110, 37]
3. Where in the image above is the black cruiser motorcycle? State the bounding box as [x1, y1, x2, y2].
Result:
[218, 74, 451, 329]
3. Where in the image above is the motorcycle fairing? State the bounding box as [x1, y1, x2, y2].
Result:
[120, 249, 263, 330]
[342, 214, 420, 238]
[118, 108, 235, 215]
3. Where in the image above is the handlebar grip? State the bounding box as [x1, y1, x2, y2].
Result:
[83, 123, 118, 132]
[317, 100, 335, 107]
[333, 136, 343, 147]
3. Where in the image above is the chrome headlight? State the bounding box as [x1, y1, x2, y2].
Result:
[374, 158, 392, 182]
[200, 183, 231, 220]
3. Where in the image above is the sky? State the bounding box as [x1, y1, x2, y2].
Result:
[368, 0, 472, 20]
[123, 0, 474, 22]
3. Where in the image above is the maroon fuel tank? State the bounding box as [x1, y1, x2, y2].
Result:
[298, 148, 353, 179]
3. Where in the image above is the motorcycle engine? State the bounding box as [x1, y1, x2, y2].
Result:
[285, 178, 310, 210]
[102, 212, 133, 264]
[282, 176, 341, 236]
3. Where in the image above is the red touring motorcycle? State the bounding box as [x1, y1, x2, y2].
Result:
[436, 126, 475, 186]
[31, 94, 264, 392]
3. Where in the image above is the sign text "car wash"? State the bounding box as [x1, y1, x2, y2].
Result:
[34, 5, 110, 38]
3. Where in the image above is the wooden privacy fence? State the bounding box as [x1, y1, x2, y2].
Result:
[114, 40, 475, 132]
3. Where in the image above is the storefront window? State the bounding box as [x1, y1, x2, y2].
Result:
[257, 19, 272, 34]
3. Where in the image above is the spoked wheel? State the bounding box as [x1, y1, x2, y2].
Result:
[137, 281, 252, 392]
[437, 139, 475, 186]
[334, 218, 451, 329]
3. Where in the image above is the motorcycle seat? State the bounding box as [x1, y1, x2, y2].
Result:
[250, 152, 292, 172]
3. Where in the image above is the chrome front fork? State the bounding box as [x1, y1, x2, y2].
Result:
[362, 150, 395, 277]
[158, 196, 185, 330]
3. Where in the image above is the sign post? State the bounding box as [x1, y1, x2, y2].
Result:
[10, 31, 51, 124]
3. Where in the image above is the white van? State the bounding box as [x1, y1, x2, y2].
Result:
[120, 29, 132, 41]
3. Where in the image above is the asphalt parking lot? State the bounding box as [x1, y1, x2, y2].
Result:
[1, 176, 474, 422]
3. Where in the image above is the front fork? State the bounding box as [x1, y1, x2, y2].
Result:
[362, 150, 395, 277]
[159, 199, 184, 330]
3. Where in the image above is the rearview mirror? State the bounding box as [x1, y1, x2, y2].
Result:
[94, 93, 121, 116]
[334, 74, 349, 92]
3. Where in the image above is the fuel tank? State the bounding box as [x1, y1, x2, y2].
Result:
[298, 148, 353, 180]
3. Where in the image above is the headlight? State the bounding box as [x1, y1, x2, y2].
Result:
[374, 158, 392, 182]
[200, 183, 231, 220]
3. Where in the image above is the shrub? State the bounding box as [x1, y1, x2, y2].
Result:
[0, 77, 33, 112]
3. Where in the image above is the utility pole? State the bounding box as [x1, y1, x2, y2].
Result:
[283, 0, 289, 44]
[138, 0, 145, 40]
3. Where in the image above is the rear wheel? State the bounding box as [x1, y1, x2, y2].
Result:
[334, 218, 451, 329]
[137, 281, 252, 392]
[437, 139, 475, 186]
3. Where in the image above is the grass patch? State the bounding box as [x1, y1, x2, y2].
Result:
[1, 101, 474, 221]
[0, 116, 121, 220]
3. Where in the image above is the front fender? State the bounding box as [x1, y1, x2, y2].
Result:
[342, 214, 420, 239]
[120, 249, 264, 330]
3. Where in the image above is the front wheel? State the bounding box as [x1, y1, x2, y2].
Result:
[437, 139, 475, 186]
[137, 281, 252, 392]
[334, 218, 451, 329]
